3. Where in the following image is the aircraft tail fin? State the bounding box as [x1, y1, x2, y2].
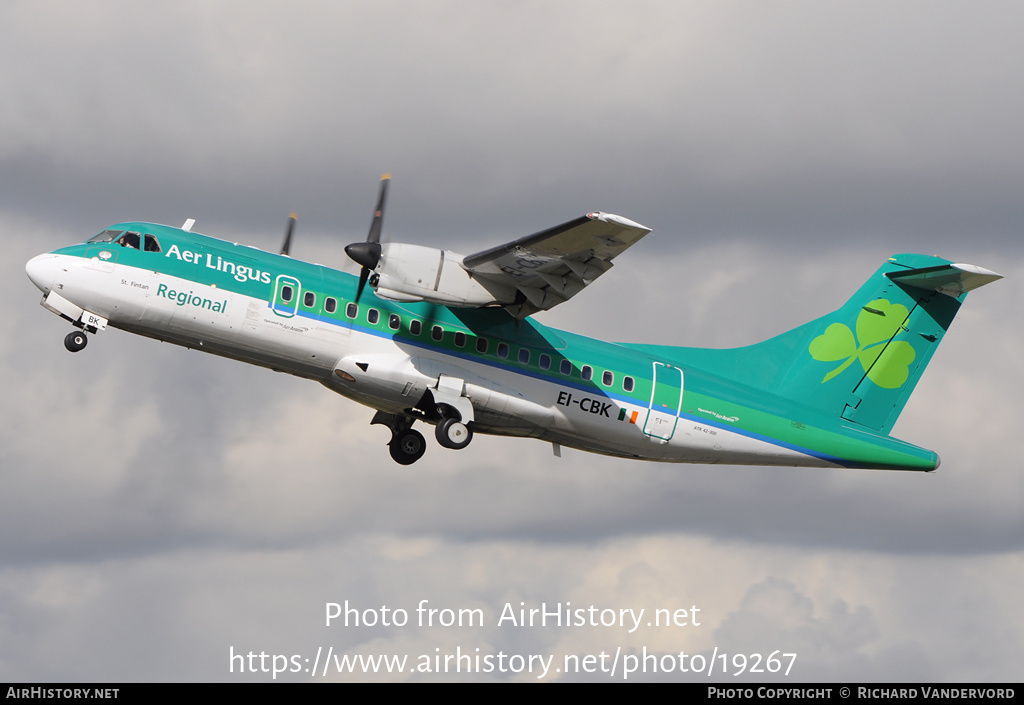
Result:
[635, 254, 1001, 435]
[772, 254, 1000, 433]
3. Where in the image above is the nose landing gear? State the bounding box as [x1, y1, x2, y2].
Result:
[64, 330, 88, 352]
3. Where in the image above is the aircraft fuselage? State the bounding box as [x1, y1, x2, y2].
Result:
[25, 221, 946, 471]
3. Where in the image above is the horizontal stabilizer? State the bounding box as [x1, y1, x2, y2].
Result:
[887, 262, 1003, 297]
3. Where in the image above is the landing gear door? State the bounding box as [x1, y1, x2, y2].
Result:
[643, 362, 683, 442]
[271, 274, 301, 318]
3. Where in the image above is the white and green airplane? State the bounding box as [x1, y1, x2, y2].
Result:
[26, 177, 1001, 469]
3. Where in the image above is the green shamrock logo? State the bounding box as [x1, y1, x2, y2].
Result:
[808, 299, 916, 389]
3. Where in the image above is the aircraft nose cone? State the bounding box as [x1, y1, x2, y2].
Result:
[26, 254, 58, 293]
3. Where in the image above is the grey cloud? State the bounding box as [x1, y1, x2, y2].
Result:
[3, 2, 1023, 249]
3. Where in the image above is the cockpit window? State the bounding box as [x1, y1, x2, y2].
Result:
[116, 232, 141, 250]
[88, 229, 124, 243]
[144, 234, 161, 252]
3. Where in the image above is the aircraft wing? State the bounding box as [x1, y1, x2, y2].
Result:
[461, 212, 651, 317]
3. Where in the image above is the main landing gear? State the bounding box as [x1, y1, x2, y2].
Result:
[436, 416, 472, 450]
[390, 428, 426, 465]
[371, 407, 475, 465]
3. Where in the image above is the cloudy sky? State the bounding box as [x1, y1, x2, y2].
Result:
[2, 1, 1021, 682]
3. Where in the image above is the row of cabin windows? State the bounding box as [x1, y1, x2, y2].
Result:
[275, 294, 638, 393]
[338, 303, 637, 393]
[280, 287, 341, 315]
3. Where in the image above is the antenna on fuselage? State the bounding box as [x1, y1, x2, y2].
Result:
[279, 213, 298, 256]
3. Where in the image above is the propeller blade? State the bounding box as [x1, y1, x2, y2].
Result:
[356, 266, 371, 303]
[346, 174, 391, 303]
[347, 241, 382, 303]
[280, 212, 298, 256]
[367, 173, 390, 244]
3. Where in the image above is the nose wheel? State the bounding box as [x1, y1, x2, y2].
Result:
[64, 330, 88, 352]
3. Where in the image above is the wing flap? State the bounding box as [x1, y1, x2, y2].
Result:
[462, 211, 650, 316]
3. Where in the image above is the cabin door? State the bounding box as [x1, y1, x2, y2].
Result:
[271, 274, 301, 317]
[643, 362, 684, 442]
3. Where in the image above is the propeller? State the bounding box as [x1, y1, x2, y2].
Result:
[345, 173, 390, 302]
[279, 212, 298, 256]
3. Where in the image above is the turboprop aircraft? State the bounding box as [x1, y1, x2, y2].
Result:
[26, 176, 1002, 468]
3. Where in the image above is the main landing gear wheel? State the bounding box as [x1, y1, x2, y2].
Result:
[64, 331, 87, 352]
[436, 417, 473, 450]
[389, 429, 426, 465]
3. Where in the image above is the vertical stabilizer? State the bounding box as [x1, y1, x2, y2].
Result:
[762, 254, 999, 433]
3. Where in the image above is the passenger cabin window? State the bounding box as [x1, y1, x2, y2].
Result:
[560, 359, 572, 375]
[623, 376, 635, 392]
[389, 314, 401, 330]
[367, 308, 379, 324]
[581, 365, 593, 381]
[143, 234, 161, 252]
[454, 332, 466, 347]
[410, 320, 422, 336]
[304, 292, 316, 307]
[497, 343, 510, 359]
[518, 348, 530, 365]
[602, 370, 614, 387]
[281, 285, 294, 302]
[539, 354, 551, 370]
[346, 303, 357, 319]
[476, 337, 488, 354]
[431, 325, 443, 341]
[325, 297, 337, 314]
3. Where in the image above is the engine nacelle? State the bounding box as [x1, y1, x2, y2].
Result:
[373, 243, 516, 307]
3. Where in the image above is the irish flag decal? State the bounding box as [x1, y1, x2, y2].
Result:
[617, 408, 640, 424]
